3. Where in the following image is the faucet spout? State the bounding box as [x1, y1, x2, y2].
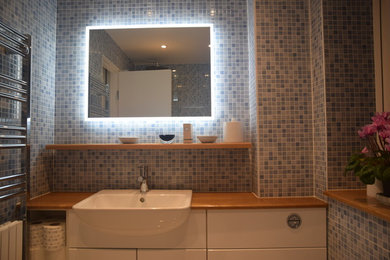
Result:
[138, 165, 149, 194]
[140, 179, 149, 194]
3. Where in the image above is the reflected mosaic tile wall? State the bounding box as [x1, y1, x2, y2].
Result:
[0, 0, 57, 201]
[52, 149, 251, 192]
[88, 30, 132, 117]
[323, 0, 375, 190]
[54, 0, 251, 192]
[328, 198, 390, 259]
[255, 0, 314, 197]
[170, 64, 211, 117]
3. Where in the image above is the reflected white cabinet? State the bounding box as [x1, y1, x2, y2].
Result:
[68, 249, 136, 260]
[138, 249, 206, 260]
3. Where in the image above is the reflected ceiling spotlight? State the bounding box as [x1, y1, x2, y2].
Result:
[161, 44, 167, 49]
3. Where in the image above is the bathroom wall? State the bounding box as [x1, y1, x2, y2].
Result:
[54, 0, 252, 192]
[322, 0, 376, 190]
[310, 0, 328, 199]
[254, 0, 314, 197]
[0, 0, 57, 203]
[247, 0, 259, 195]
[310, 0, 376, 199]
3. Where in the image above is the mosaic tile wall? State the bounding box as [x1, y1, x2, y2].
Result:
[254, 0, 314, 197]
[310, 0, 327, 199]
[53, 149, 251, 192]
[54, 0, 251, 192]
[328, 198, 390, 259]
[0, 0, 56, 201]
[323, 0, 376, 190]
[170, 64, 211, 117]
[247, 0, 259, 196]
[89, 29, 132, 117]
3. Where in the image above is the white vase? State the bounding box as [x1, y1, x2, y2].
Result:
[366, 178, 383, 197]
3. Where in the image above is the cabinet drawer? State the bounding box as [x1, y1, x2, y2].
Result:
[138, 249, 206, 260]
[208, 248, 326, 260]
[68, 248, 136, 260]
[207, 208, 326, 248]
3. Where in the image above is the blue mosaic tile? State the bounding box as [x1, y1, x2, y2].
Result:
[328, 198, 390, 259]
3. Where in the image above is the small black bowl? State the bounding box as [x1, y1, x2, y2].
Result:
[159, 134, 175, 143]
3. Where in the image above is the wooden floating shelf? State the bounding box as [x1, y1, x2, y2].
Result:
[45, 142, 252, 150]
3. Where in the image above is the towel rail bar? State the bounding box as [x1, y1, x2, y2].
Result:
[0, 135, 26, 139]
[0, 82, 27, 95]
[0, 144, 26, 149]
[0, 191, 26, 202]
[0, 31, 29, 54]
[0, 182, 26, 193]
[0, 73, 27, 86]
[0, 174, 26, 182]
[0, 39, 27, 57]
[0, 21, 28, 41]
[0, 125, 26, 131]
[0, 92, 27, 102]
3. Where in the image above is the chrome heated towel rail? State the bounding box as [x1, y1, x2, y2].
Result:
[0, 20, 30, 221]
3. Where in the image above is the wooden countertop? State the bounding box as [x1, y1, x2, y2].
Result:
[191, 192, 327, 209]
[27, 192, 94, 210]
[27, 192, 327, 210]
[324, 190, 390, 222]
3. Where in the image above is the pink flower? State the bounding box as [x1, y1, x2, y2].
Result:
[361, 147, 369, 153]
[358, 124, 377, 138]
[371, 112, 390, 130]
[379, 129, 390, 139]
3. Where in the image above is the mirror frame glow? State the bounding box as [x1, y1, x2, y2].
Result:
[84, 24, 214, 121]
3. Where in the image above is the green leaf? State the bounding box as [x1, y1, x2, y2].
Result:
[382, 167, 390, 182]
[359, 170, 376, 184]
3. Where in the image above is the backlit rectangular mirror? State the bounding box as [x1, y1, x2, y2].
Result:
[87, 25, 211, 118]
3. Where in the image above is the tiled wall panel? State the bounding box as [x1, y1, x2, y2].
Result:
[310, 0, 327, 199]
[0, 0, 56, 201]
[328, 199, 390, 259]
[323, 0, 376, 190]
[53, 149, 251, 192]
[255, 0, 314, 197]
[247, 0, 259, 196]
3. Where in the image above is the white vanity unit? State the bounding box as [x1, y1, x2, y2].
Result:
[67, 208, 326, 260]
[27, 192, 327, 260]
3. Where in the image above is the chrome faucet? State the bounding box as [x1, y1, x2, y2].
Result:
[137, 165, 149, 194]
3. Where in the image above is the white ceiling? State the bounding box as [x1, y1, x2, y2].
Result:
[105, 27, 210, 65]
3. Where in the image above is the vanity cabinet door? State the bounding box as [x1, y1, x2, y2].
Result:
[207, 208, 326, 248]
[138, 249, 206, 260]
[68, 248, 136, 260]
[208, 248, 326, 260]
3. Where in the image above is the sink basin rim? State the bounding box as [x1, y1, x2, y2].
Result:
[72, 189, 193, 211]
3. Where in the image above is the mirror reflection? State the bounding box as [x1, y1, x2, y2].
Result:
[88, 26, 211, 117]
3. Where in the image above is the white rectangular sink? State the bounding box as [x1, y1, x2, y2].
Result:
[74, 189, 192, 210]
[72, 189, 192, 236]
